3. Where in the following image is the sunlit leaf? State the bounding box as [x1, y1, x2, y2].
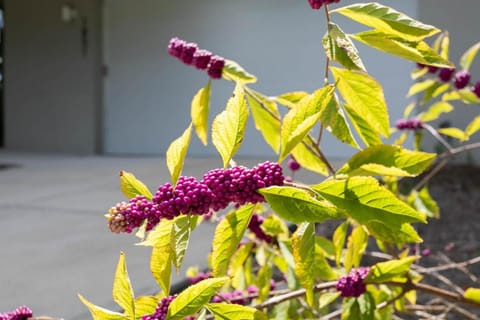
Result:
[464, 288, 480, 304]
[344, 226, 368, 272]
[366, 256, 417, 283]
[343, 103, 382, 146]
[211, 205, 255, 276]
[332, 2, 439, 41]
[442, 89, 480, 104]
[357, 292, 375, 320]
[259, 186, 344, 223]
[407, 79, 437, 97]
[166, 124, 192, 185]
[113, 253, 135, 319]
[418, 101, 454, 122]
[167, 277, 229, 320]
[352, 31, 452, 68]
[78, 294, 128, 320]
[403, 102, 416, 119]
[120, 171, 153, 200]
[438, 127, 469, 141]
[134, 296, 158, 317]
[333, 221, 349, 266]
[257, 263, 273, 301]
[323, 22, 366, 71]
[205, 303, 268, 320]
[319, 292, 341, 309]
[337, 145, 435, 177]
[409, 186, 440, 219]
[291, 137, 329, 176]
[171, 215, 197, 271]
[274, 91, 309, 108]
[460, 42, 480, 71]
[222, 59, 257, 84]
[465, 115, 480, 138]
[191, 81, 211, 146]
[292, 223, 316, 307]
[212, 83, 249, 168]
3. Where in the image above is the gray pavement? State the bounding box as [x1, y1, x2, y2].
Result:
[0, 151, 344, 319]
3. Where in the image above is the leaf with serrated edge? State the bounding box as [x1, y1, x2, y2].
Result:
[323, 22, 366, 71]
[419, 101, 454, 122]
[352, 31, 452, 68]
[171, 215, 196, 271]
[205, 303, 268, 320]
[460, 42, 480, 71]
[120, 171, 153, 200]
[259, 186, 344, 224]
[280, 86, 335, 161]
[343, 103, 382, 146]
[246, 90, 281, 153]
[167, 277, 229, 320]
[191, 81, 211, 146]
[113, 253, 135, 319]
[366, 256, 417, 283]
[337, 145, 435, 177]
[211, 204, 255, 276]
[222, 59, 257, 84]
[332, 2, 439, 41]
[292, 223, 316, 307]
[166, 124, 192, 186]
[212, 84, 249, 168]
[331, 67, 390, 138]
[78, 294, 128, 320]
[313, 176, 427, 226]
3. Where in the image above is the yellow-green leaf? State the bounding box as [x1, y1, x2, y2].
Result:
[222, 59, 257, 84]
[212, 84, 249, 168]
[366, 256, 417, 283]
[166, 124, 192, 185]
[258, 186, 344, 223]
[438, 127, 469, 141]
[120, 171, 153, 200]
[167, 277, 229, 320]
[246, 90, 281, 153]
[291, 137, 329, 176]
[352, 31, 452, 68]
[464, 288, 480, 304]
[211, 204, 255, 277]
[134, 296, 159, 317]
[319, 292, 341, 309]
[343, 103, 382, 146]
[279, 85, 335, 162]
[337, 145, 435, 177]
[465, 115, 480, 138]
[274, 91, 309, 108]
[418, 101, 454, 122]
[113, 252, 135, 319]
[344, 226, 368, 272]
[171, 215, 197, 271]
[78, 294, 128, 320]
[442, 89, 480, 104]
[407, 79, 437, 97]
[292, 223, 316, 307]
[205, 303, 268, 320]
[323, 22, 366, 71]
[331, 67, 390, 138]
[332, 2, 439, 41]
[460, 42, 480, 71]
[333, 221, 348, 266]
[409, 186, 440, 219]
[191, 81, 211, 146]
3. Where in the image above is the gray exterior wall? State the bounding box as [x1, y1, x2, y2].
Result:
[4, 0, 102, 154]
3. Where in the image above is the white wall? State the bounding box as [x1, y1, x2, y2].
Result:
[104, 0, 418, 158]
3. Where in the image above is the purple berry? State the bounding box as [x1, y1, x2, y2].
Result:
[454, 70, 471, 89]
[207, 55, 225, 79]
[395, 118, 423, 131]
[427, 65, 438, 74]
[472, 81, 480, 98]
[180, 42, 198, 65]
[192, 49, 212, 70]
[248, 213, 273, 243]
[0, 306, 33, 320]
[416, 62, 426, 69]
[336, 267, 370, 298]
[106, 196, 161, 233]
[141, 295, 176, 320]
[167, 37, 186, 59]
[438, 67, 455, 82]
[288, 156, 301, 172]
[307, 0, 323, 9]
[421, 248, 431, 257]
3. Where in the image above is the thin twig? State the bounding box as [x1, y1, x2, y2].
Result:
[420, 255, 480, 274]
[423, 123, 453, 154]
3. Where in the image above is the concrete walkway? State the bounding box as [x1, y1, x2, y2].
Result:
[0, 151, 341, 319]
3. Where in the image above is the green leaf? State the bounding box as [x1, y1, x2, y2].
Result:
[320, 94, 360, 149]
[337, 145, 436, 177]
[257, 263, 273, 301]
[460, 42, 480, 71]
[78, 294, 128, 320]
[274, 91, 309, 108]
[292, 223, 316, 307]
[464, 288, 480, 304]
[352, 31, 452, 68]
[120, 171, 153, 200]
[438, 127, 469, 141]
[434, 31, 450, 60]
[442, 89, 480, 104]
[407, 79, 437, 97]
[465, 115, 480, 138]
[403, 102, 416, 119]
[333, 221, 349, 266]
[212, 84, 249, 168]
[313, 176, 427, 225]
[166, 124, 192, 185]
[279, 86, 335, 161]
[367, 220, 422, 244]
[222, 59, 257, 84]
[211, 204, 255, 277]
[332, 2, 439, 41]
[418, 101, 454, 122]
[342, 298, 361, 320]
[246, 90, 281, 153]
[291, 137, 329, 176]
[191, 81, 211, 146]
[313, 248, 339, 281]
[409, 186, 440, 218]
[205, 303, 268, 320]
[343, 103, 382, 146]
[323, 22, 366, 71]
[344, 226, 368, 272]
[366, 256, 417, 283]
[357, 292, 375, 320]
[315, 236, 335, 260]
[134, 296, 159, 318]
[261, 214, 289, 239]
[171, 215, 197, 271]
[258, 186, 344, 224]
[331, 67, 390, 138]
[167, 277, 229, 320]
[113, 253, 135, 319]
[319, 292, 341, 309]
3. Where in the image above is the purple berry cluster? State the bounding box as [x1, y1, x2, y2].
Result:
[395, 118, 424, 131]
[336, 267, 370, 298]
[417, 63, 480, 97]
[141, 295, 176, 320]
[212, 285, 260, 305]
[307, 0, 340, 10]
[106, 162, 284, 233]
[168, 37, 225, 79]
[187, 271, 213, 285]
[0, 306, 33, 320]
[248, 213, 273, 243]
